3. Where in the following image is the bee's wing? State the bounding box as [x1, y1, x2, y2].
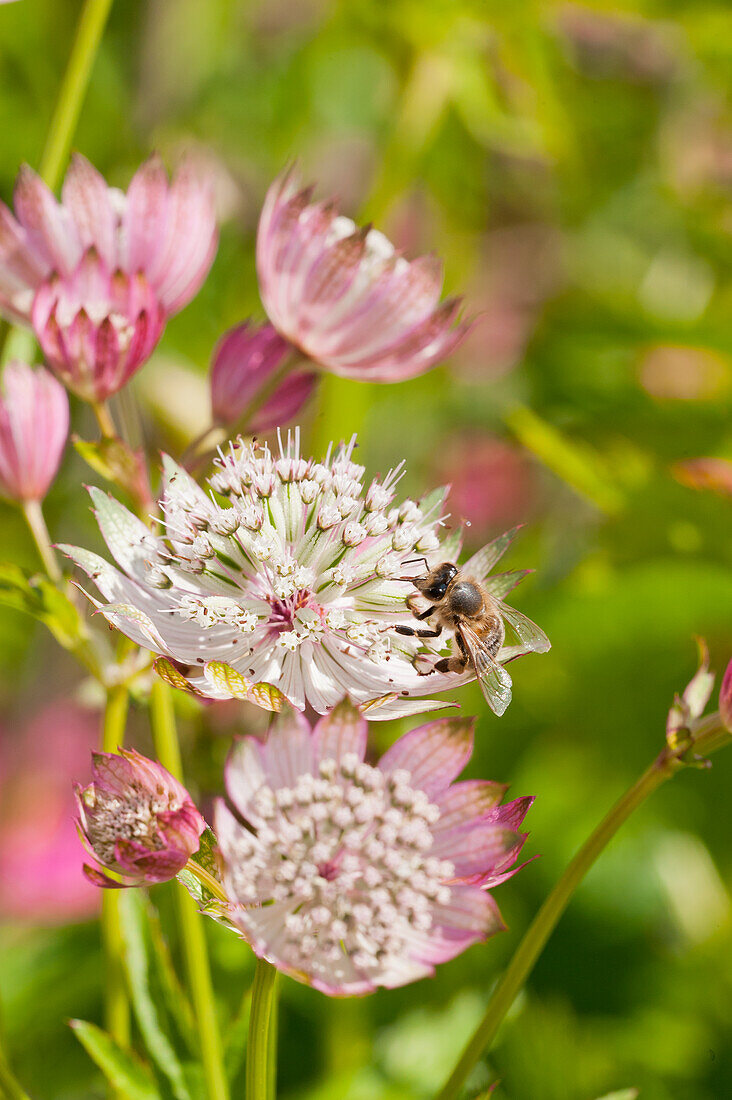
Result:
[462, 526, 523, 584]
[459, 624, 513, 716]
[483, 569, 532, 600]
[498, 601, 551, 654]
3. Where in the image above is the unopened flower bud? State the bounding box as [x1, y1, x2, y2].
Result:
[0, 362, 69, 502]
[75, 749, 206, 888]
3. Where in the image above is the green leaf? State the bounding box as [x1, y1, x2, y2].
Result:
[0, 561, 83, 648]
[73, 435, 153, 515]
[146, 902, 198, 1058]
[118, 891, 192, 1100]
[70, 1019, 161, 1100]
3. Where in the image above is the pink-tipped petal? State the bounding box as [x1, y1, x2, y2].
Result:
[311, 697, 368, 766]
[378, 717, 475, 796]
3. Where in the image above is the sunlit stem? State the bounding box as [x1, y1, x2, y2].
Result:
[100, 683, 131, 1070]
[149, 680, 230, 1100]
[246, 958, 279, 1100]
[21, 499, 63, 584]
[93, 400, 117, 440]
[434, 715, 732, 1100]
[0, 1049, 32, 1100]
[0, 0, 115, 368]
[38, 0, 115, 192]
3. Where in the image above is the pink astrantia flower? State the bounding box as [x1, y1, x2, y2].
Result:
[216, 700, 533, 995]
[0, 360, 69, 501]
[210, 320, 316, 430]
[32, 250, 166, 402]
[0, 153, 217, 326]
[256, 168, 470, 382]
[61, 430, 548, 720]
[75, 748, 206, 888]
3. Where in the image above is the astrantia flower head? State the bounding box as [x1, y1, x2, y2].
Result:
[210, 320, 316, 430]
[216, 700, 533, 995]
[75, 748, 206, 888]
[0, 360, 68, 501]
[256, 168, 470, 382]
[62, 430, 548, 719]
[0, 153, 217, 326]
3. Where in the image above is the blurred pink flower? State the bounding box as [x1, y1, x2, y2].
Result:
[0, 153, 217, 325]
[720, 659, 732, 733]
[0, 360, 68, 501]
[256, 167, 470, 382]
[216, 699, 533, 995]
[76, 748, 206, 888]
[666, 641, 715, 746]
[210, 321, 316, 430]
[0, 701, 99, 923]
[672, 457, 732, 499]
[437, 435, 534, 544]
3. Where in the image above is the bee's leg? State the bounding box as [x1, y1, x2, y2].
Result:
[394, 621, 443, 639]
[416, 606, 435, 622]
[434, 655, 467, 673]
[406, 592, 424, 616]
[435, 632, 469, 674]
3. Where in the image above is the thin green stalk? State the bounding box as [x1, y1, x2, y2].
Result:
[1, 0, 115, 368]
[246, 958, 278, 1100]
[38, 0, 115, 193]
[21, 499, 63, 584]
[0, 1051, 32, 1100]
[93, 400, 118, 440]
[149, 680, 229, 1100]
[100, 684, 131, 1059]
[435, 717, 732, 1100]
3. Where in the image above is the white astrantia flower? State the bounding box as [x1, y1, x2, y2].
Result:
[61, 429, 545, 719]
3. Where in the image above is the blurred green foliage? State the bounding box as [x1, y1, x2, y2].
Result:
[0, 0, 731, 1097]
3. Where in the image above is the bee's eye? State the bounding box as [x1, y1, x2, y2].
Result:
[425, 581, 448, 600]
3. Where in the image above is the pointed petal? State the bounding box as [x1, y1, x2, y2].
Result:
[378, 717, 474, 796]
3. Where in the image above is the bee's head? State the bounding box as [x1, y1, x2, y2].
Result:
[414, 562, 458, 602]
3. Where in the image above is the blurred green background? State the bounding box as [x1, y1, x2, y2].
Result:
[1, 0, 731, 1097]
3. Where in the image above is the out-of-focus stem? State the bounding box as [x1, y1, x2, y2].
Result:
[38, 0, 115, 192]
[93, 401, 117, 440]
[149, 680, 229, 1100]
[100, 684, 131, 1066]
[246, 958, 278, 1100]
[435, 717, 732, 1100]
[21, 499, 63, 584]
[0, 0, 115, 368]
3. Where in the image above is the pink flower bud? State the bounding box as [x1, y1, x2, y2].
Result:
[209, 320, 316, 430]
[32, 250, 166, 402]
[0, 361, 68, 501]
[75, 748, 206, 888]
[720, 658, 732, 733]
[256, 167, 471, 382]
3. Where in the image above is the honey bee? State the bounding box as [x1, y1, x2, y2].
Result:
[395, 528, 550, 716]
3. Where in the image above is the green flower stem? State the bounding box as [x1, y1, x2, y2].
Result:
[93, 400, 118, 440]
[38, 0, 115, 193]
[0, 1050, 32, 1100]
[149, 680, 229, 1100]
[435, 716, 732, 1100]
[21, 499, 63, 584]
[100, 684, 131, 1059]
[246, 958, 279, 1100]
[1, 0, 115, 369]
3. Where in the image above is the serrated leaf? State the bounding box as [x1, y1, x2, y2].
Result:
[119, 891, 192, 1100]
[70, 1019, 161, 1100]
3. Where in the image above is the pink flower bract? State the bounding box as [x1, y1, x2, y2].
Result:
[75, 748, 206, 888]
[216, 699, 533, 995]
[0, 153, 217, 325]
[0, 360, 68, 501]
[256, 168, 470, 382]
[210, 320, 316, 430]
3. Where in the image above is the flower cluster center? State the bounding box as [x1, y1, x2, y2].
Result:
[84, 782, 180, 864]
[225, 755, 453, 986]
